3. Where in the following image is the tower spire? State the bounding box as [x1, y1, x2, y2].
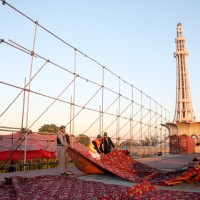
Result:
[173, 23, 196, 123]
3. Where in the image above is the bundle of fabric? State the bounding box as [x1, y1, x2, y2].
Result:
[69, 143, 159, 182]
[100, 149, 159, 182]
[160, 162, 200, 186]
[69, 144, 200, 186]
[0, 175, 199, 200]
[68, 145, 165, 183]
[67, 147, 106, 174]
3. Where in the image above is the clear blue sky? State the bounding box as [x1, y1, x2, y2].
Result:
[1, 0, 200, 134]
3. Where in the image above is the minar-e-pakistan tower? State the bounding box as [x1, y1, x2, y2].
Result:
[162, 23, 199, 154]
[173, 23, 196, 123]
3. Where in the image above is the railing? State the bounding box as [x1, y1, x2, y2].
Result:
[0, 158, 59, 173]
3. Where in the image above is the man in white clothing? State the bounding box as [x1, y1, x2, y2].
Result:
[57, 125, 73, 176]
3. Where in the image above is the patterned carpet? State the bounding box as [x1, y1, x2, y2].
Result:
[0, 175, 200, 200]
[1, 144, 200, 199]
[103, 149, 200, 186]
[70, 145, 200, 186]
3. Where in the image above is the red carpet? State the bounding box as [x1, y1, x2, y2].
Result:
[1, 142, 200, 199]
[70, 144, 200, 186]
[0, 175, 199, 200]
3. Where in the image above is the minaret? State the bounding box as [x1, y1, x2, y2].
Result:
[173, 23, 196, 123]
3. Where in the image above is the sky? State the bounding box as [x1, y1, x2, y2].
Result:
[0, 0, 200, 136]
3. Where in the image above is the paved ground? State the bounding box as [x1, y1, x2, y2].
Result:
[135, 153, 200, 171]
[0, 153, 200, 193]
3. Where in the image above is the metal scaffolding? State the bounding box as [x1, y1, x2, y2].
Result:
[0, 0, 170, 168]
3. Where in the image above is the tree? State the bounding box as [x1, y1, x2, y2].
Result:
[38, 124, 59, 134]
[120, 139, 139, 147]
[151, 134, 159, 146]
[75, 134, 90, 146]
[144, 137, 151, 146]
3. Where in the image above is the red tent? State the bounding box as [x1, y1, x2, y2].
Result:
[0, 132, 57, 161]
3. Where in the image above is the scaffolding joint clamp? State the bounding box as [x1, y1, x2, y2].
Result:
[24, 88, 30, 92]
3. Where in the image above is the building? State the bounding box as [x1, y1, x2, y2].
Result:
[162, 23, 200, 154]
[173, 23, 196, 123]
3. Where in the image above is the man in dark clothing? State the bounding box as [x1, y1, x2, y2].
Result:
[102, 132, 115, 154]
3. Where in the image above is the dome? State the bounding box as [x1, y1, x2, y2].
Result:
[177, 22, 182, 27]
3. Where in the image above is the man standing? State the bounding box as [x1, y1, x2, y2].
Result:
[102, 132, 115, 154]
[57, 125, 73, 176]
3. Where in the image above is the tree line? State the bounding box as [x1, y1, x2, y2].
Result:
[38, 124, 166, 147]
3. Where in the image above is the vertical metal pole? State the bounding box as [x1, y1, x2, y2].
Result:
[140, 91, 143, 157]
[72, 49, 77, 136]
[131, 85, 134, 124]
[118, 77, 121, 147]
[21, 78, 26, 129]
[70, 96, 72, 135]
[24, 21, 38, 169]
[20, 78, 26, 156]
[99, 106, 101, 135]
[160, 105, 163, 153]
[130, 115, 133, 155]
[101, 67, 104, 135]
[155, 101, 158, 155]
[116, 110, 119, 148]
[130, 85, 134, 155]
[164, 108, 167, 154]
[148, 97, 151, 156]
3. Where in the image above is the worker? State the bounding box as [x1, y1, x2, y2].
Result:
[57, 125, 73, 176]
[88, 134, 104, 160]
[102, 132, 115, 154]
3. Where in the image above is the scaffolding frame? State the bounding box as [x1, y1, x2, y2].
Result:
[0, 1, 170, 168]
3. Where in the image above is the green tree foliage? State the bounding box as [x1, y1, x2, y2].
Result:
[120, 134, 159, 147]
[151, 134, 159, 146]
[120, 139, 139, 147]
[139, 135, 159, 146]
[76, 134, 90, 147]
[38, 124, 59, 134]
